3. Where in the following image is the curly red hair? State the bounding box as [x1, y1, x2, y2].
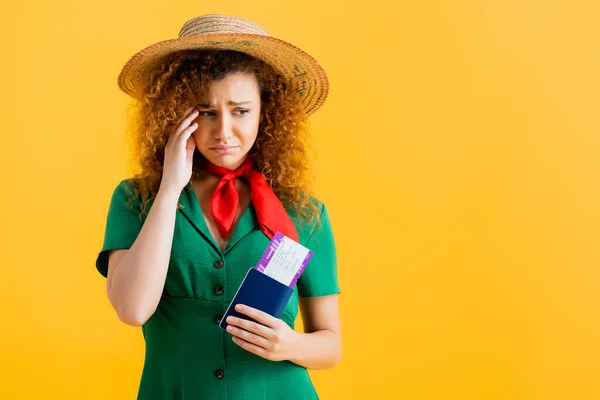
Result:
[125, 50, 319, 222]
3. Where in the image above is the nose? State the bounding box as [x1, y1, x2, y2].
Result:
[213, 113, 233, 141]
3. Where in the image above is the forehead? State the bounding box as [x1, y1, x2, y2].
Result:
[201, 72, 260, 100]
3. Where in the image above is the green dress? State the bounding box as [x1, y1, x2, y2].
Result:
[96, 179, 340, 400]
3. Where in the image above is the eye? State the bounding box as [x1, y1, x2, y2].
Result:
[198, 110, 215, 117]
[235, 109, 250, 115]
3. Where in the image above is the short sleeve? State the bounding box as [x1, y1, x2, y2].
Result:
[297, 203, 341, 297]
[95, 179, 144, 278]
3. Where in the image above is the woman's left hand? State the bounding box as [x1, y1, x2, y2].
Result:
[226, 304, 299, 362]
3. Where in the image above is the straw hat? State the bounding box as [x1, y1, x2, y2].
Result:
[117, 14, 329, 116]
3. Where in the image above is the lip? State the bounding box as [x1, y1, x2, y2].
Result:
[210, 146, 238, 154]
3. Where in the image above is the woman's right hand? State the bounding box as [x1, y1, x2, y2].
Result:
[160, 107, 199, 193]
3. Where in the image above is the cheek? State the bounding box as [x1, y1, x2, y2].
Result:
[240, 120, 260, 142]
[192, 127, 208, 142]
[240, 130, 258, 147]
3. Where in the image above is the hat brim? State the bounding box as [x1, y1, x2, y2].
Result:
[117, 33, 329, 116]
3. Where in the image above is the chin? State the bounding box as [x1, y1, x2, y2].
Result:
[205, 153, 248, 170]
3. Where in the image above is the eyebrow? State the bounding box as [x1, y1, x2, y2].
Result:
[197, 101, 253, 108]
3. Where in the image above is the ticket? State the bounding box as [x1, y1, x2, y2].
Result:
[254, 232, 313, 287]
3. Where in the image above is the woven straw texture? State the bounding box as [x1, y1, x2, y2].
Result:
[117, 14, 329, 116]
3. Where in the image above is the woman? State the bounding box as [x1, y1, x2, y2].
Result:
[96, 14, 341, 399]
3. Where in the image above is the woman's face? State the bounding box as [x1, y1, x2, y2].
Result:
[192, 72, 262, 170]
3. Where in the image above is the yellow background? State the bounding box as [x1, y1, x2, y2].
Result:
[1, 0, 599, 399]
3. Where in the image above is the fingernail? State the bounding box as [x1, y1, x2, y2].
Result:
[235, 304, 242, 311]
[227, 316, 233, 323]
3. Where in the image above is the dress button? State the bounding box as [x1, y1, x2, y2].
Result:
[215, 369, 225, 379]
[214, 285, 224, 295]
[214, 314, 223, 324]
[213, 260, 224, 269]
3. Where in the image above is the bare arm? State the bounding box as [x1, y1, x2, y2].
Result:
[290, 294, 342, 369]
[106, 188, 180, 326]
[105, 107, 200, 327]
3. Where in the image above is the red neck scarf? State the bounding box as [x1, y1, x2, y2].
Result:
[201, 157, 298, 241]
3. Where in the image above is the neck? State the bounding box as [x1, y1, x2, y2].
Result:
[195, 173, 221, 187]
[192, 173, 247, 191]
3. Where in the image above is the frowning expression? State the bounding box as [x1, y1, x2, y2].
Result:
[193, 72, 261, 169]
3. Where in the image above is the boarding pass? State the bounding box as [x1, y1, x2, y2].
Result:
[254, 232, 313, 287]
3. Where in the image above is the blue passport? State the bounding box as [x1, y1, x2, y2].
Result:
[219, 268, 294, 331]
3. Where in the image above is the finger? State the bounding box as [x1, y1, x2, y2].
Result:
[232, 336, 269, 359]
[227, 324, 270, 348]
[226, 316, 272, 338]
[167, 122, 194, 148]
[234, 305, 278, 328]
[171, 108, 196, 136]
[177, 122, 198, 142]
[175, 109, 199, 137]
[177, 107, 196, 125]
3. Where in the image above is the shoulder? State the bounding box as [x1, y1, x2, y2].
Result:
[288, 196, 331, 240]
[108, 178, 144, 211]
[110, 178, 139, 199]
[287, 195, 325, 219]
[114, 178, 141, 193]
